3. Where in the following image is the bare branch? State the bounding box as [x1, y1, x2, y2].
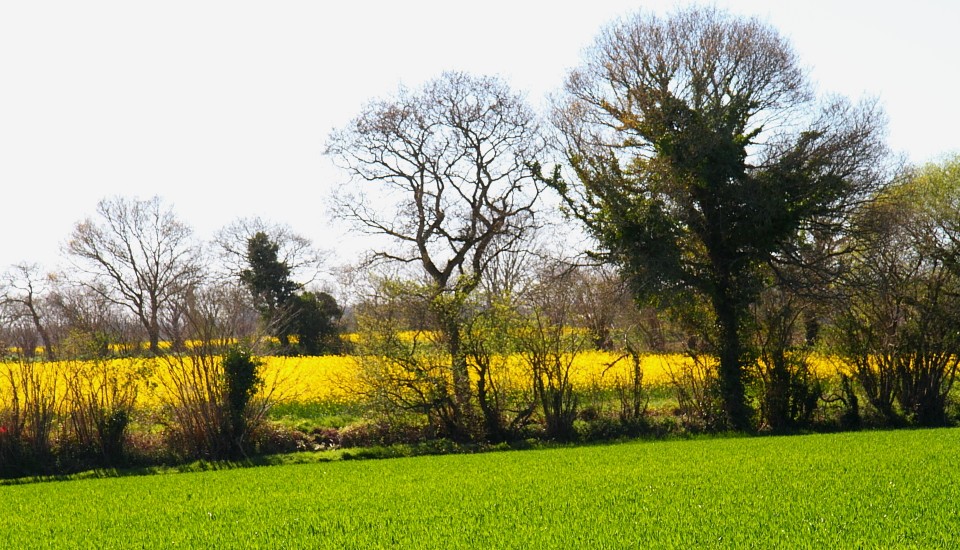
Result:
[327, 71, 546, 292]
[63, 196, 203, 354]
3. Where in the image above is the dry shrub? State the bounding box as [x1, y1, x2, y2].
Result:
[602, 350, 648, 422]
[155, 347, 283, 460]
[0, 360, 60, 476]
[61, 357, 145, 465]
[665, 354, 725, 432]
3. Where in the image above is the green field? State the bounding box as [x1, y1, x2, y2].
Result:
[2, 428, 959, 548]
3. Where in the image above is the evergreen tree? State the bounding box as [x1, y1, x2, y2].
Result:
[240, 231, 299, 349]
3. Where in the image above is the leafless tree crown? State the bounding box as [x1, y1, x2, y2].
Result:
[65, 195, 202, 352]
[558, 6, 811, 159]
[327, 71, 546, 290]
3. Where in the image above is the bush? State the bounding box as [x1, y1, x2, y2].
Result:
[247, 422, 306, 455]
[62, 358, 144, 466]
[755, 353, 823, 432]
[339, 420, 438, 448]
[0, 360, 59, 477]
[222, 348, 263, 458]
[157, 346, 268, 461]
[665, 355, 726, 432]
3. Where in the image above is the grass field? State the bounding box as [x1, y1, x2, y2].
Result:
[2, 427, 958, 548]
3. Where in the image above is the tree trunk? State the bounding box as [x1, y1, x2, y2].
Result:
[475, 361, 504, 442]
[445, 318, 475, 440]
[715, 296, 752, 431]
[28, 306, 55, 361]
[148, 315, 161, 355]
[145, 297, 162, 355]
[765, 351, 791, 430]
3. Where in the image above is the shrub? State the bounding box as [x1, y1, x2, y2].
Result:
[157, 346, 268, 460]
[222, 348, 263, 458]
[0, 360, 59, 476]
[665, 354, 725, 433]
[338, 420, 438, 448]
[62, 357, 144, 466]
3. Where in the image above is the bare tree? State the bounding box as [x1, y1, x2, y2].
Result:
[328, 71, 545, 284]
[180, 282, 261, 350]
[65, 196, 202, 355]
[327, 71, 546, 438]
[1, 263, 56, 360]
[48, 277, 128, 357]
[475, 235, 540, 305]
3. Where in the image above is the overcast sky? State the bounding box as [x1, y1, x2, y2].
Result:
[1, 0, 958, 275]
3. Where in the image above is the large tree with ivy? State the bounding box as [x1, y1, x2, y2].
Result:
[548, 6, 889, 429]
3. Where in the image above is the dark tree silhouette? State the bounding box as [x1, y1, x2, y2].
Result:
[240, 231, 300, 349]
[548, 7, 889, 429]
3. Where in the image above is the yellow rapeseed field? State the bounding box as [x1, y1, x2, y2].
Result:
[0, 352, 845, 410]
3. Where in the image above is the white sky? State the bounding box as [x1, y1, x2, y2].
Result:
[1, 0, 958, 274]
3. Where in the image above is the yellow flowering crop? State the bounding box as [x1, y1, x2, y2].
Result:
[0, 352, 850, 411]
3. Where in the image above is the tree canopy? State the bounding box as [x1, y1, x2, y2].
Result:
[240, 231, 341, 355]
[65, 196, 202, 355]
[548, 6, 890, 429]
